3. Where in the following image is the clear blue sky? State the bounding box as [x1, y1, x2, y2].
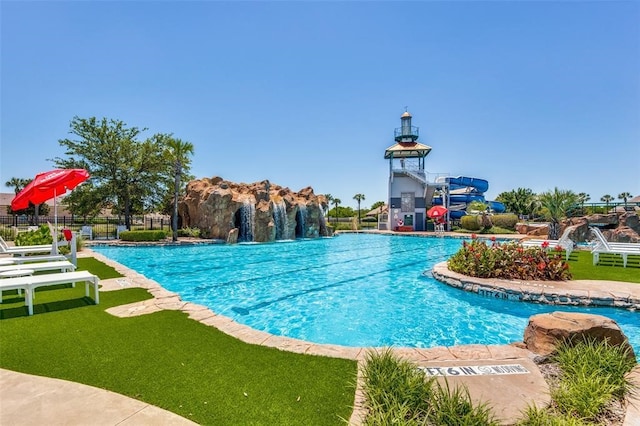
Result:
[2, 1, 639, 209]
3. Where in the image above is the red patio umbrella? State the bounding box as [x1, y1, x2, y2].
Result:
[11, 169, 90, 249]
[427, 205, 448, 219]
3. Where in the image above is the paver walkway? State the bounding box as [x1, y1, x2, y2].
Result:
[0, 369, 197, 425]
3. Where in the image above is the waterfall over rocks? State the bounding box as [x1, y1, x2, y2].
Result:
[178, 176, 332, 243]
[274, 200, 289, 240]
[238, 199, 255, 242]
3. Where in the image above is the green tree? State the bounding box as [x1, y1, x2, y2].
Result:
[55, 116, 168, 230]
[577, 192, 590, 210]
[162, 136, 194, 241]
[324, 194, 334, 220]
[618, 192, 633, 208]
[496, 188, 538, 217]
[333, 198, 341, 223]
[370, 201, 385, 210]
[4, 177, 50, 223]
[353, 193, 365, 224]
[538, 188, 578, 240]
[601, 194, 613, 211]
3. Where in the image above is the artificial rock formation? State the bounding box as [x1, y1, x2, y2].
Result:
[178, 177, 330, 243]
[523, 312, 635, 359]
[517, 212, 640, 243]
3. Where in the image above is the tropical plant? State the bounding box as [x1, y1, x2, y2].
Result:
[538, 188, 578, 240]
[163, 137, 194, 242]
[618, 192, 633, 208]
[324, 193, 334, 219]
[495, 188, 538, 218]
[4, 177, 50, 222]
[577, 192, 590, 210]
[600, 194, 614, 211]
[332, 198, 341, 223]
[353, 193, 365, 223]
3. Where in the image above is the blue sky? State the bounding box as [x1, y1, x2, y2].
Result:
[2, 1, 639, 209]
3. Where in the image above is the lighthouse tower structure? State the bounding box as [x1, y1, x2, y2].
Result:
[384, 111, 441, 231]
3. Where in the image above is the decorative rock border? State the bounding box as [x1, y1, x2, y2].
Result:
[431, 262, 640, 310]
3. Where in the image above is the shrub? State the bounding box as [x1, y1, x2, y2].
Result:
[491, 214, 518, 230]
[119, 230, 167, 242]
[460, 215, 481, 231]
[362, 349, 498, 425]
[447, 237, 572, 280]
[177, 227, 201, 238]
[15, 225, 53, 246]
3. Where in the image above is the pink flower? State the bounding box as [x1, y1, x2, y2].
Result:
[541, 241, 550, 248]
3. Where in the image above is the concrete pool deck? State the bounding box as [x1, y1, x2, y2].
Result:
[2, 241, 639, 425]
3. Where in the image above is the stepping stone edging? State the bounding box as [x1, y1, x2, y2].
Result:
[431, 262, 640, 310]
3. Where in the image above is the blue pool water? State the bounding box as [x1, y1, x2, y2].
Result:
[93, 234, 639, 354]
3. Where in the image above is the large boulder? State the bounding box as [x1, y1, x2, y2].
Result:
[523, 312, 635, 359]
[178, 176, 330, 243]
[561, 212, 640, 243]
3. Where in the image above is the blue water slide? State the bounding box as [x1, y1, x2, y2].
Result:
[447, 176, 489, 193]
[488, 201, 506, 213]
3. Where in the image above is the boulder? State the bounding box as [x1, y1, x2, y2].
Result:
[516, 223, 548, 236]
[559, 212, 640, 243]
[523, 312, 635, 359]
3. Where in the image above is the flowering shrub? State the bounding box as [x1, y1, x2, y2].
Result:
[448, 237, 572, 281]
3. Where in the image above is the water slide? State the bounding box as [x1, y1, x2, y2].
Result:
[432, 176, 505, 219]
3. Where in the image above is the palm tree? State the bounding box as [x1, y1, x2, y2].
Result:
[538, 188, 578, 240]
[333, 198, 341, 224]
[618, 192, 633, 208]
[324, 193, 333, 216]
[601, 194, 613, 212]
[353, 193, 365, 224]
[165, 138, 194, 242]
[577, 192, 590, 214]
[5, 177, 30, 194]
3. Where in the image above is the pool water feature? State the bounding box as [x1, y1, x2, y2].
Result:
[92, 234, 639, 354]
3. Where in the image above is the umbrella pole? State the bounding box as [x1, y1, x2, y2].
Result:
[54, 189, 58, 255]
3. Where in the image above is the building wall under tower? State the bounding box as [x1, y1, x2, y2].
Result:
[388, 174, 426, 231]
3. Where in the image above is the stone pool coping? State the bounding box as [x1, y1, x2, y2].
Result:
[431, 261, 640, 310]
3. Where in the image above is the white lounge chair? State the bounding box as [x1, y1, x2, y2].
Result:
[5, 254, 69, 265]
[519, 227, 574, 260]
[0, 270, 99, 315]
[589, 226, 640, 267]
[0, 260, 76, 275]
[0, 236, 54, 256]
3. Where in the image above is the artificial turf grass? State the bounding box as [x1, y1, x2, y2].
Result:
[0, 286, 357, 425]
[568, 250, 640, 283]
[76, 256, 123, 279]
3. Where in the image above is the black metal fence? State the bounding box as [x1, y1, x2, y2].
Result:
[0, 215, 171, 241]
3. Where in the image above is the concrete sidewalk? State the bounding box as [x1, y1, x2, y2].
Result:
[0, 369, 197, 426]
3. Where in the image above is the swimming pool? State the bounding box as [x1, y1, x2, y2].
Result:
[92, 234, 639, 354]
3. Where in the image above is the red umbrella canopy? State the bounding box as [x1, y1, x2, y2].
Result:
[427, 205, 448, 219]
[11, 169, 90, 211]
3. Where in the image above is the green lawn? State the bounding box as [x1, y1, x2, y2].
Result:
[568, 250, 640, 283]
[0, 264, 357, 425]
